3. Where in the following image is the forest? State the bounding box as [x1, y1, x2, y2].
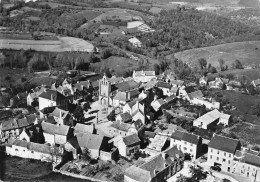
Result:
[139, 8, 260, 53]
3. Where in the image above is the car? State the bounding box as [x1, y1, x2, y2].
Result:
[210, 165, 221, 172]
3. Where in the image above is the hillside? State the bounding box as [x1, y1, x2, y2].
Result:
[173, 41, 260, 68]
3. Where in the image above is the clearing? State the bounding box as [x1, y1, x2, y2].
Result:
[173, 41, 260, 68]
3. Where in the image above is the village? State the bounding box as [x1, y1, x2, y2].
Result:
[0, 69, 260, 182]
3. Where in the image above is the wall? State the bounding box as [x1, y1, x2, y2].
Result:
[132, 112, 145, 124]
[207, 147, 233, 172]
[231, 161, 259, 181]
[39, 97, 56, 118]
[55, 135, 67, 145]
[43, 133, 55, 145]
[124, 175, 140, 182]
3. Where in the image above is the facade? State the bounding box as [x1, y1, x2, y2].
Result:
[207, 134, 241, 172]
[156, 81, 172, 96]
[170, 130, 202, 160]
[231, 149, 260, 182]
[6, 139, 61, 163]
[132, 70, 156, 83]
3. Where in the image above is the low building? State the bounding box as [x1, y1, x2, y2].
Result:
[170, 130, 202, 160]
[116, 112, 132, 123]
[231, 149, 260, 182]
[6, 139, 61, 163]
[156, 81, 172, 96]
[145, 134, 170, 156]
[128, 37, 142, 48]
[193, 109, 230, 129]
[74, 123, 94, 135]
[207, 134, 241, 172]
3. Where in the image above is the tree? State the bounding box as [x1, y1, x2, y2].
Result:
[154, 63, 160, 75]
[73, 105, 84, 122]
[82, 148, 91, 162]
[234, 59, 243, 69]
[218, 59, 225, 71]
[208, 66, 217, 73]
[107, 110, 115, 121]
[198, 58, 207, 71]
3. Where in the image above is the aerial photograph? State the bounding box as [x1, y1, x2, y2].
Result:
[1, 0, 260, 181]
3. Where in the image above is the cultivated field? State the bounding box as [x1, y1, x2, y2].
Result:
[174, 41, 260, 68]
[0, 36, 94, 52]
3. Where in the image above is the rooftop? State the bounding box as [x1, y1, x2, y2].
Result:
[123, 133, 140, 146]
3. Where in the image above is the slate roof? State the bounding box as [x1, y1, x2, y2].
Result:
[187, 90, 204, 100]
[234, 150, 260, 167]
[115, 80, 140, 92]
[39, 89, 66, 101]
[29, 142, 51, 154]
[165, 145, 184, 159]
[182, 132, 201, 145]
[156, 81, 171, 89]
[208, 134, 240, 154]
[13, 139, 29, 148]
[171, 130, 185, 140]
[74, 123, 94, 134]
[118, 112, 132, 123]
[123, 133, 140, 146]
[129, 89, 140, 98]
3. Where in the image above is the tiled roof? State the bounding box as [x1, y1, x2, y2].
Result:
[110, 121, 131, 132]
[165, 145, 184, 159]
[39, 89, 66, 101]
[113, 92, 127, 102]
[125, 100, 136, 109]
[17, 118, 30, 128]
[76, 133, 106, 150]
[115, 80, 140, 92]
[124, 165, 151, 182]
[13, 139, 29, 148]
[118, 112, 132, 123]
[91, 81, 99, 88]
[123, 133, 140, 146]
[41, 122, 70, 136]
[234, 150, 260, 167]
[171, 130, 184, 140]
[187, 90, 204, 100]
[164, 95, 177, 103]
[74, 123, 94, 134]
[129, 89, 140, 98]
[141, 80, 157, 89]
[29, 142, 51, 154]
[1, 119, 19, 131]
[208, 134, 240, 154]
[25, 114, 36, 125]
[140, 154, 165, 178]
[156, 81, 171, 89]
[147, 135, 168, 152]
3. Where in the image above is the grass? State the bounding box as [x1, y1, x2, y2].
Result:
[174, 41, 260, 68]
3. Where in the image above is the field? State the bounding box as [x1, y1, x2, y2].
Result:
[173, 41, 260, 68]
[0, 35, 94, 52]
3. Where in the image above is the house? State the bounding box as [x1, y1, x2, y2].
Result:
[145, 134, 170, 156]
[113, 89, 140, 108]
[170, 130, 202, 160]
[190, 98, 220, 110]
[199, 76, 208, 87]
[27, 87, 45, 106]
[6, 139, 62, 162]
[156, 81, 172, 96]
[251, 79, 260, 88]
[209, 77, 227, 89]
[0, 115, 36, 141]
[141, 80, 157, 90]
[170, 80, 184, 88]
[108, 76, 124, 84]
[186, 90, 204, 101]
[124, 146, 184, 182]
[76, 133, 111, 159]
[231, 149, 260, 182]
[39, 89, 67, 118]
[116, 112, 132, 123]
[48, 107, 70, 125]
[109, 119, 144, 137]
[164, 95, 177, 106]
[111, 134, 140, 157]
[132, 108, 146, 125]
[139, 90, 148, 100]
[193, 109, 230, 129]
[132, 70, 156, 83]
[123, 100, 145, 116]
[128, 37, 142, 48]
[74, 123, 94, 135]
[64, 136, 80, 160]
[207, 134, 241, 172]
[151, 99, 165, 112]
[155, 124, 185, 137]
[41, 122, 72, 145]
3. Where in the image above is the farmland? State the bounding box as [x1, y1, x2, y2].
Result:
[0, 34, 94, 52]
[173, 41, 260, 68]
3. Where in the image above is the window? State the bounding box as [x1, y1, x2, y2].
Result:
[217, 150, 219, 154]
[15, 148, 18, 151]
[217, 157, 219, 161]
[223, 159, 226, 162]
[229, 154, 231, 157]
[190, 149, 192, 152]
[224, 152, 226, 156]
[211, 149, 213, 153]
[184, 142, 187, 145]
[190, 143, 193, 147]
[31, 151, 34, 154]
[210, 155, 212, 159]
[248, 166, 250, 170]
[184, 147, 187, 151]
[228, 160, 230, 164]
